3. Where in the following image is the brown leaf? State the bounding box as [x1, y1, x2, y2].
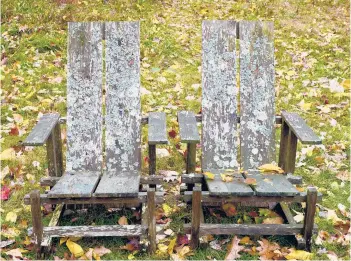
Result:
[244, 177, 257, 185]
[118, 216, 128, 225]
[257, 239, 280, 260]
[93, 246, 111, 257]
[225, 236, 244, 260]
[222, 203, 237, 217]
[262, 216, 284, 224]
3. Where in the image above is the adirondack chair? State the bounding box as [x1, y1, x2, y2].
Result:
[22, 22, 168, 257]
[178, 21, 322, 251]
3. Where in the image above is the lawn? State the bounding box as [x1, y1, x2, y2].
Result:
[1, 0, 350, 260]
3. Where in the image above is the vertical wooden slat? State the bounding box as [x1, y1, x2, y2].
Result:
[66, 22, 103, 171]
[202, 20, 238, 170]
[186, 143, 196, 173]
[30, 190, 43, 257]
[46, 123, 63, 177]
[278, 120, 289, 170]
[303, 187, 317, 251]
[105, 21, 141, 172]
[148, 144, 156, 176]
[239, 21, 275, 170]
[285, 130, 298, 173]
[147, 188, 156, 254]
[190, 186, 202, 249]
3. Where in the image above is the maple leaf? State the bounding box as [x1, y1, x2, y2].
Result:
[225, 236, 244, 260]
[118, 216, 128, 225]
[168, 129, 177, 138]
[257, 239, 280, 260]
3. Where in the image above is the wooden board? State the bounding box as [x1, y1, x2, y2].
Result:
[239, 21, 276, 170]
[105, 22, 141, 172]
[177, 111, 200, 143]
[202, 20, 238, 170]
[23, 113, 60, 146]
[148, 112, 168, 145]
[47, 171, 101, 198]
[66, 22, 103, 171]
[204, 169, 254, 196]
[243, 171, 299, 196]
[281, 111, 322, 144]
[94, 171, 140, 197]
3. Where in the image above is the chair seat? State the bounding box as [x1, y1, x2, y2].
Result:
[204, 169, 299, 197]
[47, 171, 140, 198]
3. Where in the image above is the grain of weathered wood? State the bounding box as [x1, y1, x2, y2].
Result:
[178, 111, 200, 143]
[243, 171, 299, 196]
[66, 22, 103, 171]
[23, 113, 60, 146]
[286, 173, 303, 185]
[286, 130, 298, 173]
[190, 186, 201, 249]
[183, 191, 322, 204]
[30, 190, 43, 255]
[181, 173, 203, 184]
[94, 172, 140, 197]
[239, 21, 275, 170]
[47, 171, 101, 198]
[183, 224, 312, 236]
[278, 120, 290, 170]
[281, 111, 322, 144]
[187, 143, 197, 174]
[204, 169, 254, 196]
[41, 204, 63, 251]
[29, 225, 146, 238]
[202, 20, 238, 170]
[303, 186, 318, 251]
[147, 188, 156, 253]
[46, 122, 63, 177]
[148, 144, 156, 176]
[105, 22, 141, 172]
[148, 112, 168, 144]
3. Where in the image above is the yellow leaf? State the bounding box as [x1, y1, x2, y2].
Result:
[221, 174, 233, 182]
[0, 148, 16, 161]
[60, 237, 68, 245]
[118, 216, 128, 225]
[298, 99, 312, 111]
[168, 238, 176, 255]
[258, 164, 284, 174]
[128, 253, 136, 260]
[157, 243, 168, 253]
[5, 212, 17, 223]
[285, 250, 312, 260]
[66, 239, 84, 257]
[239, 236, 252, 245]
[204, 171, 215, 180]
[287, 70, 295, 76]
[162, 203, 172, 216]
[341, 79, 350, 90]
[262, 216, 284, 224]
[222, 203, 237, 217]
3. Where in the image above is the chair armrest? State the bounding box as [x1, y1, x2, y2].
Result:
[23, 113, 61, 146]
[281, 111, 322, 145]
[177, 111, 200, 143]
[148, 112, 168, 145]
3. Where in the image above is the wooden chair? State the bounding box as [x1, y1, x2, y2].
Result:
[178, 21, 322, 251]
[23, 22, 168, 257]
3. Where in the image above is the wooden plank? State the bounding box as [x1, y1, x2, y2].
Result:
[148, 112, 168, 145]
[47, 171, 101, 198]
[183, 191, 322, 204]
[286, 173, 303, 184]
[278, 120, 290, 171]
[147, 188, 156, 253]
[66, 22, 103, 171]
[181, 174, 203, 184]
[204, 169, 254, 196]
[41, 204, 63, 249]
[243, 171, 299, 196]
[303, 186, 318, 251]
[202, 20, 238, 170]
[30, 190, 43, 255]
[23, 113, 60, 146]
[148, 144, 156, 176]
[281, 111, 322, 144]
[105, 22, 141, 172]
[239, 21, 276, 170]
[46, 122, 63, 177]
[178, 111, 200, 143]
[190, 186, 201, 249]
[183, 224, 310, 236]
[93, 172, 140, 197]
[195, 114, 283, 124]
[29, 225, 146, 238]
[186, 143, 197, 174]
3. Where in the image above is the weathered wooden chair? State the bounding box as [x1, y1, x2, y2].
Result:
[178, 21, 322, 251]
[23, 22, 168, 257]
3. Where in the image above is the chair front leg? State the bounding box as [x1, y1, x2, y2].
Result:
[30, 190, 43, 258]
[303, 186, 318, 251]
[147, 188, 156, 254]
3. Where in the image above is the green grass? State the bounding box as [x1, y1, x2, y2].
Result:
[1, 0, 350, 260]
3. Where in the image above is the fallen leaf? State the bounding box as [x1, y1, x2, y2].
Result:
[0, 148, 16, 161]
[162, 203, 173, 216]
[258, 164, 284, 174]
[157, 243, 168, 253]
[0, 239, 15, 248]
[262, 216, 284, 224]
[244, 177, 257, 185]
[118, 216, 128, 225]
[225, 236, 244, 260]
[5, 211, 17, 223]
[93, 246, 111, 257]
[5, 248, 23, 258]
[204, 171, 215, 180]
[209, 240, 222, 251]
[222, 203, 237, 217]
[177, 234, 189, 245]
[221, 173, 233, 182]
[239, 236, 252, 245]
[1, 186, 11, 200]
[60, 237, 68, 245]
[66, 239, 84, 257]
[168, 238, 176, 255]
[285, 249, 312, 260]
[257, 239, 280, 260]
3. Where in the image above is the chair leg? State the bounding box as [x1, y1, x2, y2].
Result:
[190, 186, 201, 249]
[303, 186, 317, 251]
[147, 188, 156, 254]
[30, 190, 43, 258]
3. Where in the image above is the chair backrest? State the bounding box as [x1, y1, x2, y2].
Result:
[201, 20, 275, 170]
[66, 22, 141, 173]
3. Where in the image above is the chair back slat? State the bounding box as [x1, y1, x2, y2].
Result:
[66, 22, 103, 171]
[202, 20, 238, 170]
[239, 21, 276, 170]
